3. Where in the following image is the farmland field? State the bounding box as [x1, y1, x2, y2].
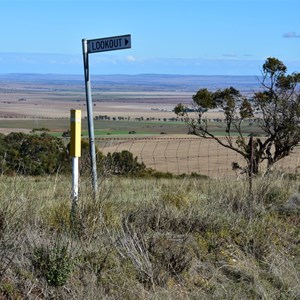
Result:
[1, 73, 299, 176]
[0, 73, 260, 122]
[0, 74, 262, 136]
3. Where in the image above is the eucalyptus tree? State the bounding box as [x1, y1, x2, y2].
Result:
[175, 57, 300, 175]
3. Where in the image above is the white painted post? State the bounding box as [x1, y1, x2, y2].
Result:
[72, 156, 79, 202]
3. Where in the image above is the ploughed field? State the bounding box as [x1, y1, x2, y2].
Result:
[0, 73, 260, 121]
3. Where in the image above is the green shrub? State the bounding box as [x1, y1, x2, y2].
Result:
[1, 132, 175, 179]
[32, 242, 73, 287]
[105, 150, 146, 176]
[1, 132, 69, 176]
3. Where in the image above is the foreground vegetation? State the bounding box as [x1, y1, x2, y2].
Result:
[0, 173, 299, 299]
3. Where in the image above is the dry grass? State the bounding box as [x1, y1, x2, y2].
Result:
[0, 173, 299, 299]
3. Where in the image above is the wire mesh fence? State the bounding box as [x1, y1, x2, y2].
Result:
[93, 136, 300, 178]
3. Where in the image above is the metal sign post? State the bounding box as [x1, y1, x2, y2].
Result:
[82, 39, 98, 197]
[82, 34, 131, 198]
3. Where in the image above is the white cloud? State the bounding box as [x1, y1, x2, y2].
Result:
[1, 52, 299, 75]
[283, 32, 300, 38]
[126, 55, 137, 62]
[222, 54, 237, 58]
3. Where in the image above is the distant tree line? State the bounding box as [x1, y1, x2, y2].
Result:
[94, 115, 183, 122]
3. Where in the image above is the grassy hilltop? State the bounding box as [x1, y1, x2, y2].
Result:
[0, 174, 299, 299]
[0, 73, 299, 299]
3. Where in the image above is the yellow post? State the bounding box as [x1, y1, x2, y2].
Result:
[70, 110, 81, 207]
[70, 109, 81, 157]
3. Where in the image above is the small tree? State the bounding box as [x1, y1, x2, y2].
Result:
[175, 57, 300, 175]
[105, 150, 146, 176]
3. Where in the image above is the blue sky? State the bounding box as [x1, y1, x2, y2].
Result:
[0, 0, 299, 75]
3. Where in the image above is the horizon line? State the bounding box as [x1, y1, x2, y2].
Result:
[0, 72, 261, 77]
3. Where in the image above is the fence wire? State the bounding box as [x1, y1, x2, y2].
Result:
[93, 137, 300, 178]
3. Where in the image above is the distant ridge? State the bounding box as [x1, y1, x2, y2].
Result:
[0, 73, 261, 94]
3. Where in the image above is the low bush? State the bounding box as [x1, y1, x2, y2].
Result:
[104, 150, 146, 176]
[31, 241, 73, 287]
[0, 133, 147, 177]
[0, 132, 69, 175]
